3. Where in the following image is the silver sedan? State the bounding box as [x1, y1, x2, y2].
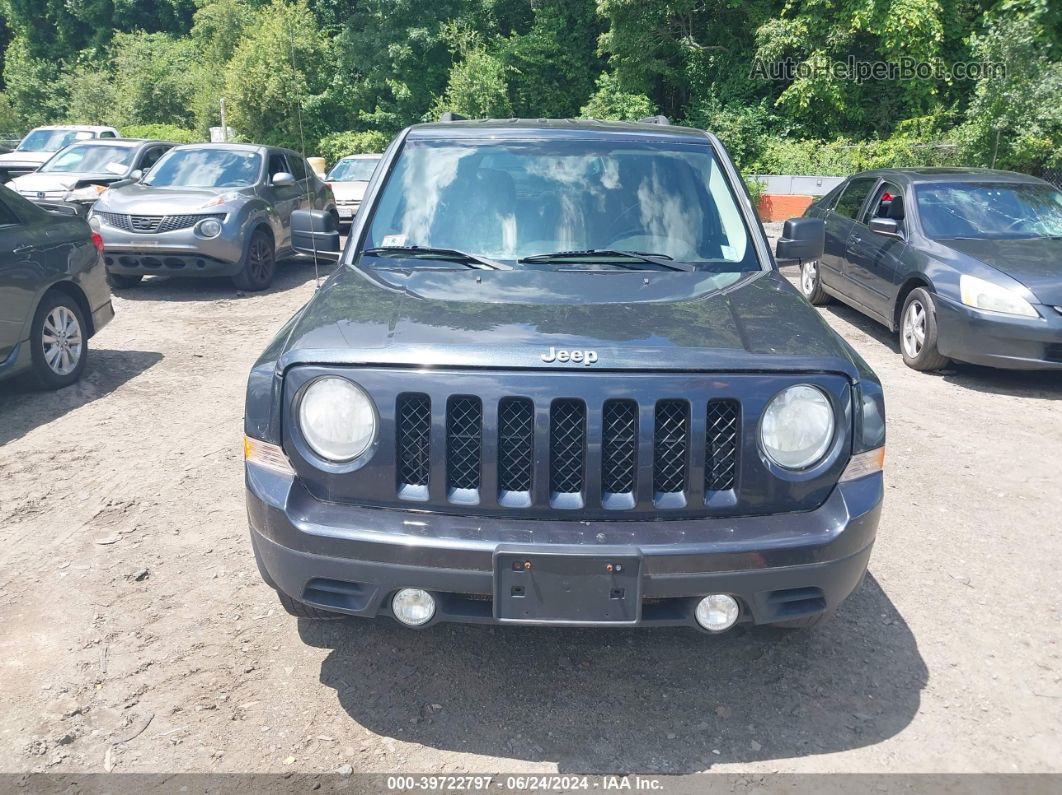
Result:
[90, 143, 337, 291]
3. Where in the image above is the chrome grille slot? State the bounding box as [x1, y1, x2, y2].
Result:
[705, 399, 740, 492]
[396, 393, 431, 499]
[446, 396, 482, 502]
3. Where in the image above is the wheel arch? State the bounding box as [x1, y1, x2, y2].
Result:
[42, 281, 95, 337]
[892, 275, 934, 332]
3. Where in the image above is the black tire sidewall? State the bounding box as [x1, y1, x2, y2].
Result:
[234, 229, 276, 291]
[900, 287, 948, 370]
[28, 292, 88, 390]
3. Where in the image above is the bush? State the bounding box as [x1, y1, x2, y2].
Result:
[120, 124, 202, 143]
[579, 72, 654, 121]
[749, 135, 965, 176]
[317, 130, 392, 165]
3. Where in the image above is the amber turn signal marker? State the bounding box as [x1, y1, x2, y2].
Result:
[243, 435, 295, 476]
[839, 446, 885, 482]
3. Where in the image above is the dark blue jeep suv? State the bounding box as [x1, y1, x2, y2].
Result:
[243, 118, 886, 634]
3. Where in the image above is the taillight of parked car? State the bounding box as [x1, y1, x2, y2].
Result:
[91, 232, 104, 252]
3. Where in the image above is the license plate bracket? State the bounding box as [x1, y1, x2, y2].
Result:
[494, 550, 641, 624]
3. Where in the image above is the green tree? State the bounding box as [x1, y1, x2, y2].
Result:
[579, 71, 654, 120]
[434, 48, 513, 119]
[223, 0, 334, 149]
[65, 64, 120, 126]
[1, 35, 67, 126]
[111, 32, 198, 128]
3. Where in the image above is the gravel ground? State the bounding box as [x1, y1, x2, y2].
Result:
[1, 236, 1061, 775]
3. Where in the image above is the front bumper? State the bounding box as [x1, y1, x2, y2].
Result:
[247, 464, 882, 629]
[935, 294, 1062, 370]
[97, 219, 245, 276]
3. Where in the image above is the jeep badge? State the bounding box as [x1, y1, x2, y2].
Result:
[541, 346, 598, 365]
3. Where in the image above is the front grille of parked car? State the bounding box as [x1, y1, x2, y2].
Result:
[394, 393, 744, 512]
[94, 212, 225, 233]
[446, 396, 483, 494]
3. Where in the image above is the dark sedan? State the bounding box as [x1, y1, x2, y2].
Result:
[801, 168, 1062, 370]
[0, 186, 114, 389]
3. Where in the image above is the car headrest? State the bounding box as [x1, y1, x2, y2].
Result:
[888, 195, 905, 220]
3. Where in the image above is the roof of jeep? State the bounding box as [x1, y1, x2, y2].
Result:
[406, 118, 711, 142]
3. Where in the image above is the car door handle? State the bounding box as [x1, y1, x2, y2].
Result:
[12, 244, 34, 254]
[850, 236, 862, 245]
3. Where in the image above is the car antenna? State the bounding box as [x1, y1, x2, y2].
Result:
[288, 21, 322, 289]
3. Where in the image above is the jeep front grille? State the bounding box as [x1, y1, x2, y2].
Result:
[601, 400, 637, 495]
[497, 397, 534, 495]
[396, 393, 431, 492]
[392, 391, 746, 512]
[705, 399, 740, 492]
[446, 396, 482, 496]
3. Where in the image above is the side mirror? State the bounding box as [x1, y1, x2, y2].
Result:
[272, 172, 296, 187]
[291, 209, 341, 261]
[129, 169, 143, 182]
[775, 217, 825, 264]
[869, 217, 903, 238]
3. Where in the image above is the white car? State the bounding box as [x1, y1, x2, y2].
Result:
[0, 125, 121, 179]
[325, 153, 381, 224]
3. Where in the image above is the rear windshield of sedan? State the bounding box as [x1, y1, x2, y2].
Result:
[144, 149, 262, 188]
[363, 139, 760, 270]
[916, 182, 1062, 239]
[40, 144, 135, 174]
[328, 158, 379, 182]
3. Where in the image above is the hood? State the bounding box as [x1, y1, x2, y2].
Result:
[328, 181, 368, 202]
[10, 172, 83, 192]
[96, 182, 248, 215]
[276, 266, 863, 378]
[0, 150, 50, 168]
[943, 237, 1062, 305]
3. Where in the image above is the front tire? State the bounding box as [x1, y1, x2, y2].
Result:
[900, 287, 949, 371]
[106, 272, 143, 289]
[232, 229, 276, 292]
[799, 260, 830, 305]
[276, 591, 345, 620]
[27, 292, 88, 390]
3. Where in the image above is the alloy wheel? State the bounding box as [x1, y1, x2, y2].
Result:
[902, 299, 926, 358]
[801, 260, 818, 296]
[42, 306, 83, 376]
[248, 237, 274, 284]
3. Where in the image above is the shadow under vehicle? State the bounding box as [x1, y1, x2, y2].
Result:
[90, 143, 337, 292]
[801, 168, 1062, 371]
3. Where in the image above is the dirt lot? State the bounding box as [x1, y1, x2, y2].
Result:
[1, 244, 1061, 776]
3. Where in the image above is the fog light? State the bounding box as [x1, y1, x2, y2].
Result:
[392, 588, 436, 627]
[694, 594, 740, 632]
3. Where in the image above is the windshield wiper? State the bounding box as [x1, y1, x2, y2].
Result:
[362, 246, 512, 270]
[518, 249, 695, 272]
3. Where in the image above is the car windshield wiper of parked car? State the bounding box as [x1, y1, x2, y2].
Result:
[517, 248, 695, 272]
[361, 246, 512, 270]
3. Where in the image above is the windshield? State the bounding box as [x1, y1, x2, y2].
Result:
[144, 149, 261, 188]
[328, 158, 379, 182]
[917, 182, 1062, 239]
[361, 139, 759, 270]
[18, 129, 93, 153]
[40, 144, 135, 175]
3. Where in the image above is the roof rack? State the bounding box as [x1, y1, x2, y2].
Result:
[638, 115, 670, 126]
[438, 112, 467, 122]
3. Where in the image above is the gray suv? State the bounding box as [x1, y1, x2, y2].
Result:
[90, 143, 337, 291]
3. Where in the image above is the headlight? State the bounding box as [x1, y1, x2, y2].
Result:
[760, 385, 835, 469]
[65, 184, 107, 202]
[298, 377, 377, 462]
[88, 214, 101, 232]
[4, 181, 17, 190]
[959, 274, 1038, 318]
[196, 217, 223, 238]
